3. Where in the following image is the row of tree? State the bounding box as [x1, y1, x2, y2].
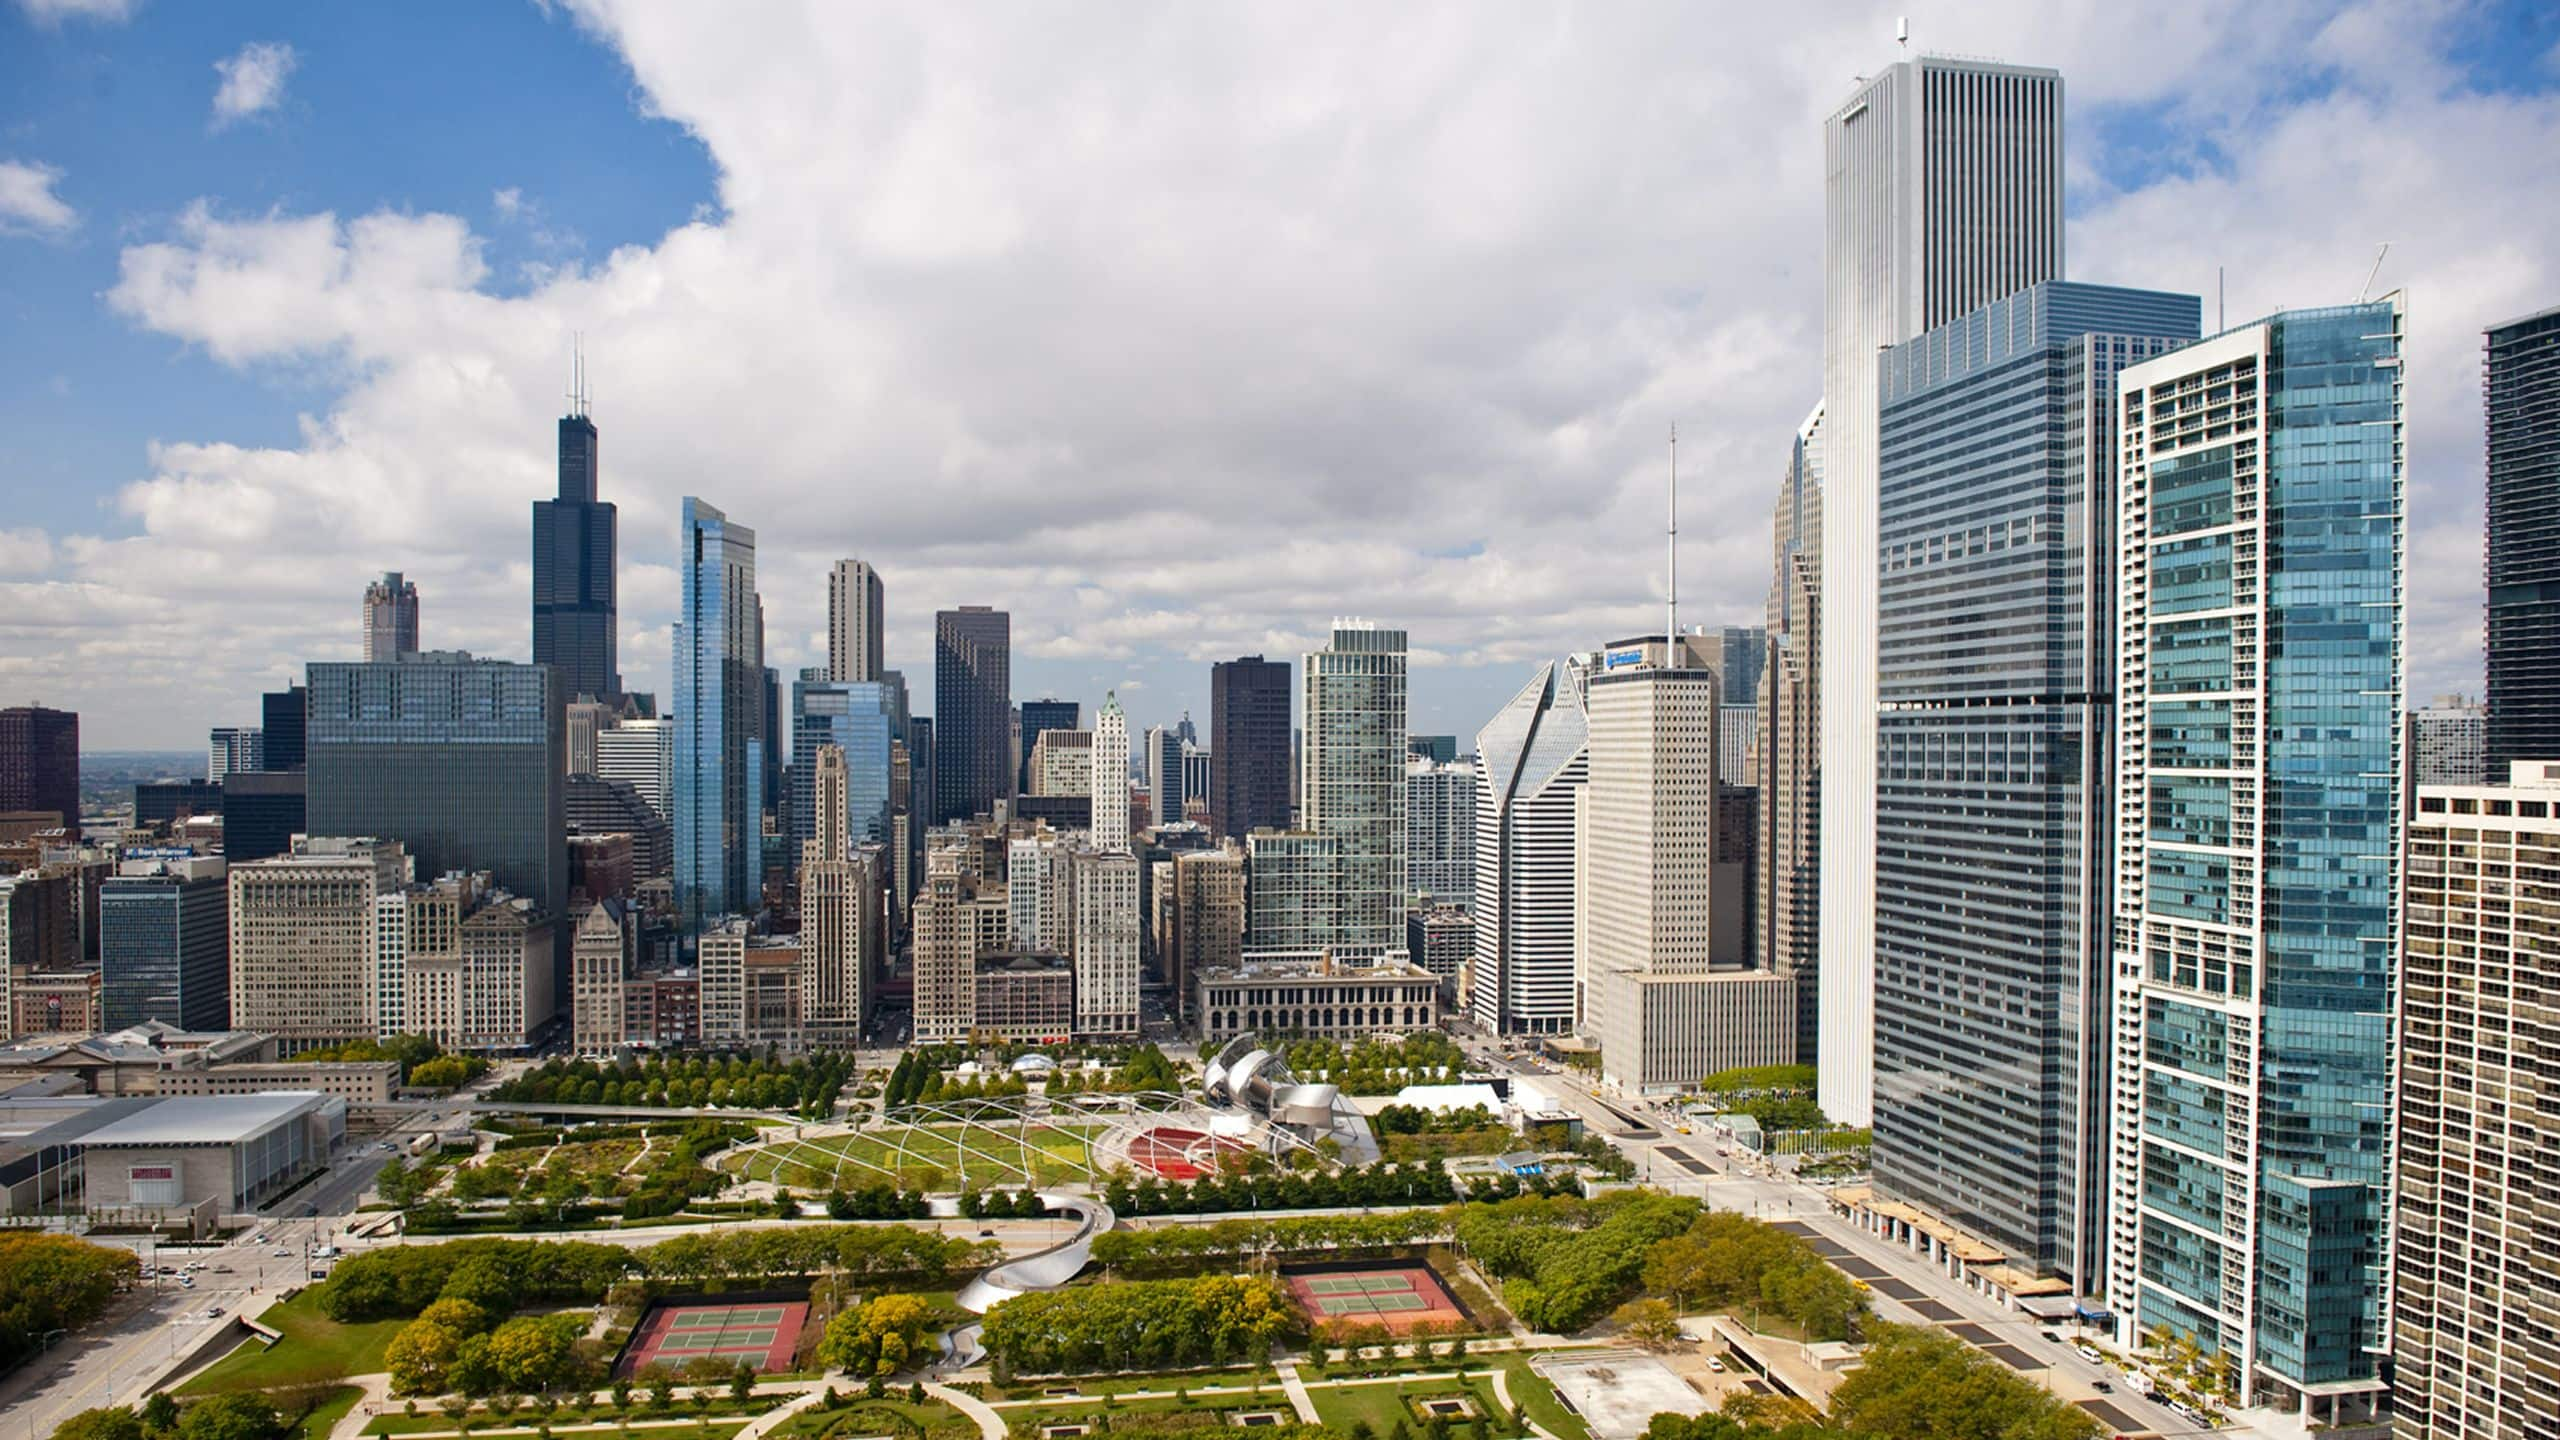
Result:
[0, 1233, 139, 1373]
[49, 1391, 317, 1440]
[1454, 1192, 1702, 1334]
[812, 1292, 935, 1378]
[1088, 1207, 1449, 1271]
[1100, 1160, 1577, 1219]
[383, 1299, 591, 1396]
[976, 1273, 1299, 1376]
[494, 1052, 850, 1117]
[1275, 1034, 1469, 1096]
[826, 1182, 933, 1220]
[1637, 1324, 2103, 1440]
[1641, 1212, 1863, 1343]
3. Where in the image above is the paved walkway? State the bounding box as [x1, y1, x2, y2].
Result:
[1273, 1360, 1318, 1424]
[926, 1380, 1007, 1440]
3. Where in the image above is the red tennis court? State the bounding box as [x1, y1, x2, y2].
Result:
[619, 1298, 809, 1376]
[1283, 1263, 1467, 1334]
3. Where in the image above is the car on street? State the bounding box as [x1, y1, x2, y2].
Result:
[2074, 1342, 2104, 1363]
[271, 1249, 292, 1257]
[2090, 1381, 2111, 1393]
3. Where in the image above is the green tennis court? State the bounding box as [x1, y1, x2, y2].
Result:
[1283, 1264, 1468, 1332]
[619, 1298, 810, 1376]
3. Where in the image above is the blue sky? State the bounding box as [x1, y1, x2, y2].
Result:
[4, 1, 2558, 750]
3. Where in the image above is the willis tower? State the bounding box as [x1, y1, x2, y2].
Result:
[533, 355, 620, 705]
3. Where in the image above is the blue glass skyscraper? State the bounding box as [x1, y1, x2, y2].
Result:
[790, 671, 896, 857]
[672, 498, 763, 926]
[2107, 298, 2403, 1414]
[1870, 281, 2199, 1290]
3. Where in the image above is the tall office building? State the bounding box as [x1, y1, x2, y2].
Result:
[0, 706, 78, 836]
[1070, 848, 1141, 1037]
[1155, 845, 1243, 1016]
[207, 727, 263, 783]
[1819, 55, 2065, 1127]
[1582, 637, 1780, 1094]
[532, 398, 621, 704]
[363, 572, 420, 663]
[2485, 305, 2560, 770]
[1210, 656, 1291, 839]
[789, 673, 896, 857]
[672, 498, 764, 925]
[99, 854, 229, 1031]
[260, 684, 306, 770]
[1020, 699, 1078, 796]
[1092, 693, 1130, 853]
[221, 771, 305, 865]
[2394, 761, 2560, 1440]
[933, 607, 1010, 824]
[228, 836, 409, 1050]
[596, 717, 673, 819]
[1405, 756, 1475, 910]
[762, 660, 782, 831]
[1145, 724, 1186, 828]
[305, 653, 567, 932]
[1302, 621, 1407, 960]
[1470, 660, 1588, 1036]
[1759, 412, 1823, 1061]
[828, 559, 885, 685]
[2106, 299, 2404, 1411]
[1028, 728, 1093, 798]
[2407, 694, 2488, 786]
[798, 744, 869, 1038]
[1181, 743, 1210, 823]
[1869, 281, 2198, 1287]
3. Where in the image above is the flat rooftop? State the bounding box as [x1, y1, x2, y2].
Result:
[74, 1091, 329, 1147]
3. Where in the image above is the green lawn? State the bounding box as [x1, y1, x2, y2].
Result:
[180, 1290, 412, 1394]
[769, 1397, 976, 1440]
[1307, 1375, 1517, 1437]
[291, 1385, 368, 1440]
[724, 1123, 1102, 1189]
[1492, 1360, 1589, 1440]
[364, 1413, 764, 1438]
[990, 1366, 1274, 1401]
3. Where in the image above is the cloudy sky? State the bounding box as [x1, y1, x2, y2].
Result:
[3, 0, 2556, 752]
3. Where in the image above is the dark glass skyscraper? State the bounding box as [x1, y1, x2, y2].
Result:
[100, 856, 230, 1031]
[0, 705, 78, 836]
[532, 406, 620, 705]
[1019, 698, 1079, 794]
[305, 654, 567, 928]
[2486, 305, 2560, 770]
[932, 606, 1010, 824]
[220, 770, 306, 864]
[1870, 281, 2198, 1288]
[1210, 655, 1291, 838]
[260, 684, 306, 770]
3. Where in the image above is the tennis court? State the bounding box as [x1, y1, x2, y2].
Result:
[619, 1297, 809, 1376]
[1283, 1263, 1467, 1333]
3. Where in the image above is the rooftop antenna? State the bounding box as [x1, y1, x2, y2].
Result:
[2217, 265, 2225, 331]
[2357, 242, 2392, 304]
[1667, 422, 1680, 668]
[1897, 15, 1909, 52]
[567, 333, 590, 418]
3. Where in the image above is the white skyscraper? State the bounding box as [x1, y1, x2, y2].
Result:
[828, 559, 885, 684]
[596, 717, 674, 819]
[1471, 659, 1588, 1036]
[1092, 692, 1130, 853]
[1817, 55, 2065, 1126]
[1070, 849, 1140, 1037]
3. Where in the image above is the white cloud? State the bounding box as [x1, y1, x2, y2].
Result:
[211, 41, 298, 129]
[14, 0, 136, 26]
[493, 187, 525, 218]
[0, 160, 77, 238]
[23, 1, 2551, 745]
[0, 528, 56, 576]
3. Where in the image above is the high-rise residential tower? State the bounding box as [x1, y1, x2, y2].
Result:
[1092, 693, 1130, 853]
[2407, 694, 2487, 786]
[828, 559, 886, 685]
[933, 606, 1010, 824]
[1019, 699, 1078, 796]
[2107, 299, 2404, 1412]
[1303, 620, 1408, 961]
[363, 571, 420, 663]
[532, 397, 620, 705]
[2394, 761, 2560, 1440]
[0, 706, 77, 838]
[2485, 305, 2560, 770]
[1759, 406, 1822, 1056]
[1471, 659, 1587, 1036]
[1210, 656, 1291, 839]
[1405, 756, 1475, 910]
[672, 498, 764, 925]
[1819, 55, 2065, 1127]
[1869, 281, 2198, 1289]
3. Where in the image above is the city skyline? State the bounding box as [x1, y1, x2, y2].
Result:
[6, 4, 2550, 749]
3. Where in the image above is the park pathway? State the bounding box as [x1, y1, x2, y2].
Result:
[927, 1380, 1008, 1440]
[1273, 1360, 1319, 1423]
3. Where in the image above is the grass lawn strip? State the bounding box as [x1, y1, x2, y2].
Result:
[178, 1291, 412, 1394]
[361, 1422, 754, 1440]
[1491, 1359, 1589, 1440]
[291, 1385, 367, 1440]
[1307, 1373, 1513, 1437]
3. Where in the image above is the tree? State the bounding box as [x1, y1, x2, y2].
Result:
[140, 1394, 182, 1435]
[1611, 1299, 1682, 1350]
[175, 1393, 285, 1440]
[49, 1410, 146, 1440]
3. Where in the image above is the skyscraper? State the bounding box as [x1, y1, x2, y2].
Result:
[228, 836, 409, 1050]
[1303, 620, 1408, 960]
[1869, 280, 2198, 1288]
[1210, 656, 1291, 839]
[207, 726, 263, 783]
[1070, 849, 1140, 1037]
[933, 606, 1010, 824]
[363, 571, 420, 663]
[1818, 54, 2066, 1129]
[672, 498, 764, 925]
[2107, 298, 2404, 1410]
[99, 854, 229, 1031]
[789, 673, 896, 857]
[1019, 698, 1078, 796]
[1759, 411, 1822, 1060]
[1404, 756, 1475, 910]
[532, 397, 620, 704]
[305, 653, 568, 932]
[0, 705, 79, 836]
[1145, 724, 1186, 828]
[1092, 692, 1130, 853]
[260, 684, 306, 770]
[2484, 305, 2560, 770]
[1470, 659, 1587, 1036]
[2394, 761, 2560, 1440]
[2407, 694, 2488, 786]
[596, 717, 673, 819]
[798, 744, 868, 1038]
[828, 559, 886, 685]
